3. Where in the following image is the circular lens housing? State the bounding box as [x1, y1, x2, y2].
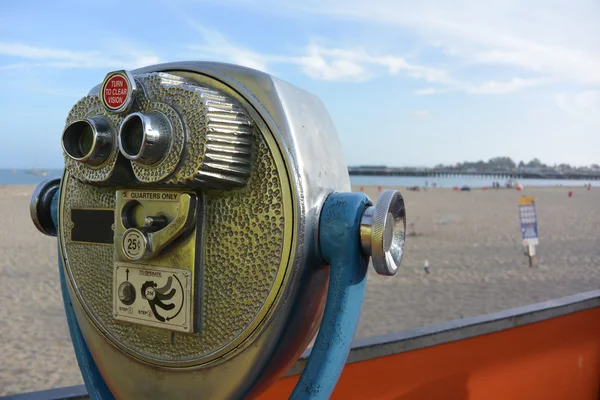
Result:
[120, 115, 144, 158]
[61, 117, 114, 166]
[118, 112, 172, 165]
[63, 120, 95, 159]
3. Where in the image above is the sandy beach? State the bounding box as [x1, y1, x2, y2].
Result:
[1, 184, 599, 396]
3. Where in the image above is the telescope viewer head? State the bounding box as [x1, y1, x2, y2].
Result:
[30, 61, 406, 399]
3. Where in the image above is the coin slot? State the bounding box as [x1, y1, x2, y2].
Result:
[121, 200, 145, 229]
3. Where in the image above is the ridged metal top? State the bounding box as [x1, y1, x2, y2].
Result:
[135, 72, 255, 189]
[62, 72, 255, 190]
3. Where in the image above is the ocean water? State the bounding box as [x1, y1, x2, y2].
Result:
[0, 169, 64, 185]
[0, 169, 596, 188]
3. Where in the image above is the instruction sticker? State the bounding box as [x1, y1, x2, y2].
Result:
[113, 263, 193, 333]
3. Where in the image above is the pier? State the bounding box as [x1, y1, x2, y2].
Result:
[348, 166, 600, 181]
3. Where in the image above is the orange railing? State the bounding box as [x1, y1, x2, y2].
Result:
[5, 292, 600, 400]
[260, 294, 600, 399]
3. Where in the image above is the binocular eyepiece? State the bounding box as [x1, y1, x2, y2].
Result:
[61, 116, 114, 166]
[118, 111, 172, 165]
[62, 111, 173, 168]
[60, 69, 254, 189]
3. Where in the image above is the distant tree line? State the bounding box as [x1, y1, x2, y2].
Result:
[434, 157, 600, 171]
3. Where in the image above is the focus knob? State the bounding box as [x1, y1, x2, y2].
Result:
[30, 178, 61, 237]
[359, 190, 406, 276]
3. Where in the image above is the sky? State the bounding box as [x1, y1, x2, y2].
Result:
[1, 0, 599, 168]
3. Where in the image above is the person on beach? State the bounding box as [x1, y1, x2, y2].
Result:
[424, 259, 430, 274]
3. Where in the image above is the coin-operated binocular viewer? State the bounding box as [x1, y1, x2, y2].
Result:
[31, 62, 406, 399]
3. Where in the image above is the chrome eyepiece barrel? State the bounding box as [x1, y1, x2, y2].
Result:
[118, 111, 172, 165]
[61, 117, 114, 166]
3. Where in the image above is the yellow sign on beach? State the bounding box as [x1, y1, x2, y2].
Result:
[518, 196, 535, 206]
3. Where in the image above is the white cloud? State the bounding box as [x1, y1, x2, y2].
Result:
[176, 18, 570, 94]
[169, 7, 458, 84]
[7, 0, 600, 96]
[297, 55, 369, 82]
[183, 23, 456, 85]
[187, 42, 270, 73]
[410, 110, 430, 120]
[555, 90, 600, 121]
[464, 78, 549, 94]
[293, 44, 455, 84]
[201, 0, 600, 93]
[0, 42, 161, 70]
[163, 2, 271, 72]
[183, 24, 270, 72]
[291, 44, 371, 81]
[414, 88, 443, 96]
[0, 43, 86, 60]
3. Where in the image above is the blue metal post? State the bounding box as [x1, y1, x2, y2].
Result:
[291, 192, 371, 400]
[50, 191, 114, 400]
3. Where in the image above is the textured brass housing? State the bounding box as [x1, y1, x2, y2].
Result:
[59, 120, 293, 365]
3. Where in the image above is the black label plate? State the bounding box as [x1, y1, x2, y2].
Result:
[71, 208, 114, 244]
